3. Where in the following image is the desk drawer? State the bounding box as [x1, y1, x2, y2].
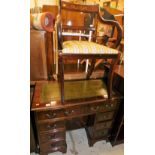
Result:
[38, 121, 65, 133]
[95, 121, 113, 130]
[37, 110, 64, 121]
[100, 100, 118, 111]
[94, 129, 109, 139]
[88, 104, 101, 113]
[64, 106, 85, 117]
[96, 112, 114, 122]
[87, 101, 117, 114]
[88, 127, 109, 139]
[40, 140, 66, 151]
[39, 131, 65, 143]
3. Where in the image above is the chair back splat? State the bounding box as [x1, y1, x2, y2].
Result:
[55, 0, 122, 104]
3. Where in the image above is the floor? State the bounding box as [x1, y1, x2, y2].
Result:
[31, 128, 124, 155]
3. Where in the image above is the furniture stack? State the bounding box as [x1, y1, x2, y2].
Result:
[30, 1, 124, 155]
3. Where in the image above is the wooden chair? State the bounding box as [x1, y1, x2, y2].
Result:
[55, 0, 122, 103]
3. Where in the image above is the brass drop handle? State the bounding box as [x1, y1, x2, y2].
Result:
[91, 106, 99, 111]
[105, 104, 109, 108]
[64, 111, 69, 116]
[48, 134, 56, 139]
[45, 113, 50, 118]
[45, 113, 56, 118]
[47, 124, 57, 129]
[64, 110, 74, 115]
[71, 110, 74, 113]
[47, 125, 51, 129]
[104, 115, 107, 118]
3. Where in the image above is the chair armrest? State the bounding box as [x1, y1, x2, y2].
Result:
[97, 13, 123, 48]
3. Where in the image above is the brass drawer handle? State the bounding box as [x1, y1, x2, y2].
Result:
[64, 110, 74, 116]
[103, 115, 107, 118]
[48, 134, 56, 140]
[45, 113, 56, 119]
[64, 111, 69, 116]
[105, 104, 109, 108]
[47, 124, 57, 129]
[111, 104, 114, 107]
[105, 103, 114, 108]
[91, 106, 99, 111]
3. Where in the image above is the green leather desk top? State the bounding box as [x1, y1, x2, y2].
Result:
[41, 79, 108, 103]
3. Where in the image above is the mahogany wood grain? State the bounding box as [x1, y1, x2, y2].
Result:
[30, 30, 48, 81]
[42, 5, 58, 19]
[42, 5, 59, 80]
[30, 2, 124, 154]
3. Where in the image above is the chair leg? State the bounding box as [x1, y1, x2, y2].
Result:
[107, 53, 120, 99]
[86, 59, 96, 79]
[59, 54, 65, 104]
[85, 59, 89, 73]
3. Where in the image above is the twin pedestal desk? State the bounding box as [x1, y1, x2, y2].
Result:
[31, 79, 123, 155]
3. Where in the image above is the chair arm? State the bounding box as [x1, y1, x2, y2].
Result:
[97, 13, 123, 48]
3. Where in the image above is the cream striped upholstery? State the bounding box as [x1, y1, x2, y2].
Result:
[62, 41, 118, 54]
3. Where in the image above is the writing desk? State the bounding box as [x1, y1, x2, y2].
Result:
[31, 78, 123, 155]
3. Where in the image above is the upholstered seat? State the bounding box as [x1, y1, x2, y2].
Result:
[62, 41, 118, 54]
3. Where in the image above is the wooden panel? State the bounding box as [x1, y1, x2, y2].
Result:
[42, 5, 58, 19]
[39, 131, 65, 143]
[30, 30, 48, 80]
[37, 110, 65, 121]
[45, 32, 54, 80]
[61, 10, 85, 27]
[30, 84, 37, 153]
[30, 119, 36, 152]
[96, 111, 114, 122]
[94, 121, 113, 130]
[37, 121, 65, 133]
[42, 5, 59, 80]
[40, 140, 66, 151]
[87, 127, 109, 139]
